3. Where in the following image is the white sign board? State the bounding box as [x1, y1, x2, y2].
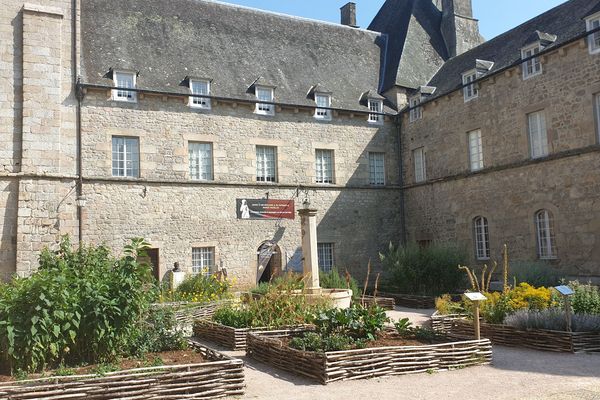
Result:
[555, 285, 574, 296]
[464, 292, 487, 301]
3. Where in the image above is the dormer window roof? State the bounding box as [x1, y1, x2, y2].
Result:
[523, 30, 557, 48]
[182, 76, 212, 110]
[106, 68, 138, 103]
[248, 77, 276, 116]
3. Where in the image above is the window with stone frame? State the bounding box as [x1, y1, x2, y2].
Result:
[317, 243, 334, 273]
[596, 93, 600, 142]
[192, 247, 215, 276]
[409, 96, 422, 122]
[462, 70, 479, 102]
[112, 71, 137, 102]
[256, 145, 277, 182]
[315, 149, 334, 184]
[473, 216, 490, 260]
[255, 86, 275, 116]
[189, 79, 211, 109]
[586, 13, 600, 54]
[527, 111, 549, 159]
[413, 147, 426, 183]
[112, 136, 140, 178]
[368, 99, 384, 124]
[315, 93, 332, 120]
[522, 43, 542, 79]
[189, 142, 213, 181]
[468, 129, 484, 172]
[535, 210, 557, 260]
[368, 152, 385, 186]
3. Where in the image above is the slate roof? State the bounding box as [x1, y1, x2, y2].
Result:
[368, 0, 449, 91]
[425, 0, 600, 99]
[80, 0, 392, 112]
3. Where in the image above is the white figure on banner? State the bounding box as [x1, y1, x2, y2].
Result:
[240, 199, 250, 219]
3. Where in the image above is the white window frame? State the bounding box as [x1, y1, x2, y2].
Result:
[189, 79, 211, 109]
[522, 43, 542, 80]
[473, 216, 490, 260]
[586, 13, 600, 55]
[535, 210, 557, 260]
[112, 71, 137, 102]
[189, 142, 213, 181]
[255, 86, 275, 116]
[528, 111, 549, 159]
[368, 99, 384, 125]
[468, 129, 484, 172]
[368, 152, 385, 186]
[192, 247, 215, 276]
[314, 93, 332, 121]
[256, 145, 277, 183]
[317, 243, 334, 273]
[462, 70, 479, 102]
[112, 136, 140, 178]
[315, 149, 334, 184]
[409, 96, 422, 122]
[595, 93, 600, 142]
[413, 147, 426, 183]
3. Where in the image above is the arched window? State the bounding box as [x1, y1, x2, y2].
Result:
[473, 216, 490, 260]
[535, 210, 557, 259]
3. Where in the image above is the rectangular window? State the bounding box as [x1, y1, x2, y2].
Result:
[528, 111, 549, 159]
[315, 94, 332, 120]
[368, 99, 384, 124]
[596, 93, 600, 141]
[112, 136, 139, 178]
[473, 217, 490, 260]
[409, 96, 422, 122]
[315, 149, 334, 184]
[413, 147, 426, 183]
[113, 71, 136, 102]
[189, 142, 213, 181]
[317, 243, 334, 273]
[189, 79, 211, 109]
[468, 130, 484, 172]
[368, 152, 385, 186]
[256, 146, 277, 182]
[255, 87, 274, 116]
[587, 15, 600, 54]
[522, 44, 542, 79]
[192, 247, 215, 276]
[462, 71, 478, 102]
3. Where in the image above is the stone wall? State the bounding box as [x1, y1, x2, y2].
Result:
[401, 38, 600, 275]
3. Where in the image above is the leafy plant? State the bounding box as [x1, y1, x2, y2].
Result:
[319, 268, 360, 300]
[129, 308, 188, 356]
[289, 332, 358, 352]
[250, 273, 303, 296]
[212, 306, 255, 329]
[312, 305, 389, 341]
[505, 309, 600, 332]
[509, 261, 563, 287]
[435, 294, 466, 315]
[394, 318, 413, 337]
[569, 281, 600, 315]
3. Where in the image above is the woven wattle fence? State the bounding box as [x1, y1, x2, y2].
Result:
[0, 342, 244, 400]
[358, 295, 395, 310]
[377, 293, 436, 309]
[431, 314, 600, 353]
[246, 329, 492, 384]
[152, 299, 234, 325]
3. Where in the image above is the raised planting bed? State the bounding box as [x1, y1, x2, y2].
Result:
[431, 314, 600, 353]
[152, 299, 234, 325]
[0, 342, 244, 400]
[377, 292, 436, 309]
[193, 320, 310, 350]
[358, 295, 395, 310]
[246, 329, 492, 384]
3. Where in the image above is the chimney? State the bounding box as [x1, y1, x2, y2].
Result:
[441, 0, 483, 57]
[340, 2, 358, 28]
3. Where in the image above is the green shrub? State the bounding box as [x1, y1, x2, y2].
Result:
[380, 242, 467, 296]
[250, 273, 303, 296]
[312, 305, 389, 341]
[0, 237, 155, 373]
[505, 309, 600, 332]
[129, 308, 187, 356]
[320, 268, 360, 300]
[289, 332, 359, 352]
[509, 261, 563, 287]
[212, 306, 255, 329]
[569, 281, 600, 315]
[168, 273, 230, 303]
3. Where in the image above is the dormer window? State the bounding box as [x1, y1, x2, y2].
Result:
[368, 99, 384, 124]
[586, 12, 600, 54]
[189, 79, 211, 109]
[522, 43, 542, 79]
[315, 93, 332, 120]
[255, 86, 275, 116]
[409, 96, 422, 122]
[112, 71, 136, 102]
[462, 70, 479, 102]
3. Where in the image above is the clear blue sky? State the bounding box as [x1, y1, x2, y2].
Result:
[218, 0, 566, 40]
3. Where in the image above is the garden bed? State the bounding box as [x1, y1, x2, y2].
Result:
[246, 329, 492, 384]
[358, 295, 395, 310]
[152, 299, 234, 325]
[432, 314, 600, 353]
[193, 320, 310, 350]
[378, 292, 436, 309]
[0, 342, 244, 399]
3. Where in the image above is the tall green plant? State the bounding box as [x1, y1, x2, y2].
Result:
[319, 268, 360, 300]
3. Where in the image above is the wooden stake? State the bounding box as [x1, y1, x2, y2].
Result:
[473, 301, 481, 340]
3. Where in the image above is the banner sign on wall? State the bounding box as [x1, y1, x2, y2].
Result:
[236, 199, 295, 220]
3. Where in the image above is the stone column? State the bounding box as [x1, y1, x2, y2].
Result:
[299, 208, 320, 293]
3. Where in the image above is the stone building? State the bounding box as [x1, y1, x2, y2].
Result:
[1, 0, 599, 285]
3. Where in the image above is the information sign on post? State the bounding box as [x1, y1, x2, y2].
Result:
[554, 286, 574, 332]
[463, 292, 487, 340]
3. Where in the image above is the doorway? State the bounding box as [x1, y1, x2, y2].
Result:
[141, 248, 160, 282]
[257, 242, 282, 283]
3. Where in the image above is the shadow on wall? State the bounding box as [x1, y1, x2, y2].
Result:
[0, 180, 19, 282]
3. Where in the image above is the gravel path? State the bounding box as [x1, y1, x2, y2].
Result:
[200, 307, 600, 399]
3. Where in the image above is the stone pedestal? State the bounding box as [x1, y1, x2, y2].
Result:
[299, 208, 320, 292]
